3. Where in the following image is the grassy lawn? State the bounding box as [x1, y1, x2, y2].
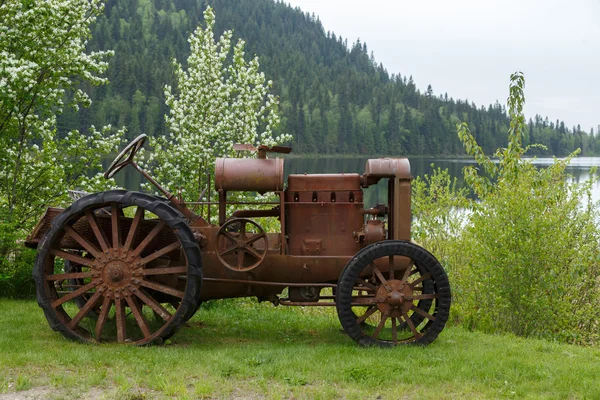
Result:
[1, 298, 599, 399]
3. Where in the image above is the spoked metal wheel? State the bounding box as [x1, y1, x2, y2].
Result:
[64, 258, 100, 317]
[216, 218, 267, 272]
[336, 240, 450, 346]
[33, 190, 202, 345]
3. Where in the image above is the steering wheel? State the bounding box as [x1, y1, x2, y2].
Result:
[104, 134, 147, 179]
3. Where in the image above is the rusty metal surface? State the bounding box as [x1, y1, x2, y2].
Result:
[389, 179, 411, 241]
[203, 277, 336, 288]
[25, 207, 64, 248]
[363, 158, 412, 186]
[29, 157, 413, 299]
[285, 174, 364, 256]
[215, 157, 284, 193]
[197, 251, 352, 301]
[29, 160, 402, 301]
[287, 173, 361, 191]
[216, 218, 268, 272]
[29, 134, 449, 346]
[59, 213, 177, 255]
[363, 219, 387, 245]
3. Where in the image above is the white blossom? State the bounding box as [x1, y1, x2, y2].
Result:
[0, 0, 123, 231]
[143, 6, 292, 213]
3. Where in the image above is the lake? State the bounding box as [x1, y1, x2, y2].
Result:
[109, 156, 600, 206]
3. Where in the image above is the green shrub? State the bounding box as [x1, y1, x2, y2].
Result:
[411, 166, 468, 320]
[413, 72, 600, 344]
[0, 218, 36, 299]
[456, 159, 600, 343]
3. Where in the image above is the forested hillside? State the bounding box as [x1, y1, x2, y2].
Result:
[59, 0, 599, 156]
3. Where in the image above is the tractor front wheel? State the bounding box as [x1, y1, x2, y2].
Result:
[336, 240, 450, 347]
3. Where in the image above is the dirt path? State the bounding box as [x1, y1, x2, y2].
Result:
[0, 387, 147, 400]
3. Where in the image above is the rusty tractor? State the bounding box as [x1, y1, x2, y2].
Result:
[26, 134, 451, 347]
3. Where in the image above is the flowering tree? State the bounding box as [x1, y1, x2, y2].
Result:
[0, 0, 122, 230]
[144, 6, 291, 202]
[0, 0, 122, 296]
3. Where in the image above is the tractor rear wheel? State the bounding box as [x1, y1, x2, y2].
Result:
[33, 190, 202, 345]
[336, 240, 450, 346]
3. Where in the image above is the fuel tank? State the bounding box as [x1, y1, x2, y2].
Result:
[215, 157, 284, 193]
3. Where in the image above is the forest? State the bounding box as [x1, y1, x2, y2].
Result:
[58, 0, 599, 156]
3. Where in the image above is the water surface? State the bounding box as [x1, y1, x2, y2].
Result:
[108, 156, 600, 205]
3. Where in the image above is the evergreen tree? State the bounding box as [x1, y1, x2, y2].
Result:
[50, 0, 595, 157]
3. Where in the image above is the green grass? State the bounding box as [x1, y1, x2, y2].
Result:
[1, 298, 599, 399]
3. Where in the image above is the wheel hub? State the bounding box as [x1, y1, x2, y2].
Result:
[107, 264, 124, 282]
[387, 290, 404, 306]
[100, 257, 134, 289]
[376, 279, 414, 315]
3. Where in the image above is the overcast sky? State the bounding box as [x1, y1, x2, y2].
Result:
[285, 0, 600, 132]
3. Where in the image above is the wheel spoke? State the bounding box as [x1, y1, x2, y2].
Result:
[123, 207, 144, 251]
[401, 260, 415, 282]
[46, 271, 95, 281]
[51, 281, 98, 308]
[392, 317, 398, 344]
[237, 248, 245, 269]
[371, 264, 391, 292]
[137, 279, 184, 298]
[68, 289, 104, 329]
[355, 278, 377, 292]
[240, 222, 246, 237]
[141, 266, 187, 276]
[64, 226, 102, 259]
[139, 241, 181, 265]
[222, 231, 238, 243]
[220, 244, 239, 256]
[85, 210, 110, 253]
[245, 233, 266, 245]
[131, 221, 165, 257]
[111, 203, 121, 250]
[401, 311, 421, 339]
[49, 249, 95, 268]
[56, 288, 90, 293]
[410, 304, 436, 321]
[355, 306, 377, 325]
[243, 245, 263, 260]
[115, 298, 126, 343]
[410, 293, 440, 300]
[125, 292, 150, 338]
[95, 293, 113, 341]
[351, 296, 378, 305]
[133, 289, 172, 322]
[372, 309, 392, 339]
[388, 255, 394, 279]
[409, 273, 432, 288]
